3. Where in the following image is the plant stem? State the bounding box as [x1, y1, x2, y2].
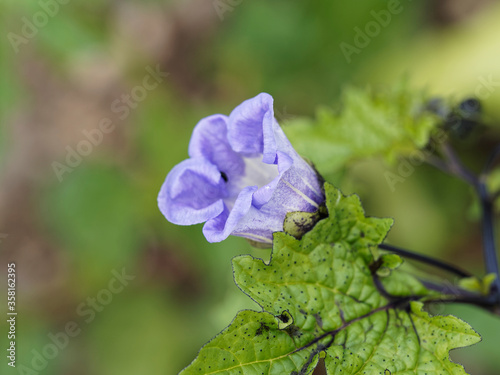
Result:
[477, 181, 500, 299]
[482, 144, 500, 176]
[419, 280, 472, 296]
[422, 289, 500, 311]
[434, 142, 500, 299]
[378, 243, 472, 278]
[418, 280, 500, 312]
[477, 145, 500, 298]
[440, 143, 478, 187]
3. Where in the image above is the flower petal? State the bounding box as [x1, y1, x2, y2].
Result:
[229, 167, 323, 243]
[228, 93, 276, 162]
[252, 151, 293, 208]
[271, 166, 323, 212]
[158, 158, 226, 225]
[251, 122, 317, 207]
[188, 114, 245, 180]
[202, 185, 258, 243]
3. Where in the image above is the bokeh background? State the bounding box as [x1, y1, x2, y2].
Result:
[1, 0, 500, 374]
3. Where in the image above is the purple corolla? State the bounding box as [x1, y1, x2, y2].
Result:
[158, 93, 324, 244]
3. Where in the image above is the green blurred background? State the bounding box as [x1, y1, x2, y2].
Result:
[1, 0, 500, 374]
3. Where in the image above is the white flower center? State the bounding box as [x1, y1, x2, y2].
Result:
[240, 156, 279, 189]
[224, 156, 279, 210]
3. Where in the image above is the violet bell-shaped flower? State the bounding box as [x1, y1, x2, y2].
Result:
[158, 93, 325, 244]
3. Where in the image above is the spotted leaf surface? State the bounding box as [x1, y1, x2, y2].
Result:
[324, 302, 480, 374]
[179, 310, 318, 375]
[180, 184, 480, 375]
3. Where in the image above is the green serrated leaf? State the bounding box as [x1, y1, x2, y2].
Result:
[305, 184, 393, 262]
[283, 83, 439, 179]
[179, 310, 318, 375]
[325, 302, 480, 374]
[181, 184, 480, 375]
